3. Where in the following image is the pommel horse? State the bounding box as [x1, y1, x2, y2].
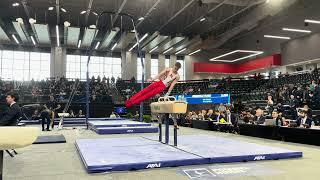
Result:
[0, 127, 40, 180]
[150, 96, 187, 146]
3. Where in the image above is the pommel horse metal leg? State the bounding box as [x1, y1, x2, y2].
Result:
[172, 114, 178, 147]
[0, 150, 3, 180]
[165, 114, 169, 144]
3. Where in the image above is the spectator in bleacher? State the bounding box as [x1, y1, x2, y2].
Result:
[303, 104, 312, 119]
[191, 111, 198, 120]
[197, 110, 205, 120]
[204, 109, 214, 120]
[225, 109, 236, 125]
[218, 103, 226, 112]
[109, 111, 117, 118]
[77, 110, 85, 117]
[106, 77, 110, 87]
[253, 108, 265, 125]
[111, 76, 115, 84]
[69, 109, 75, 117]
[271, 109, 283, 126]
[266, 95, 274, 115]
[131, 76, 136, 83]
[185, 112, 193, 125]
[296, 108, 313, 128]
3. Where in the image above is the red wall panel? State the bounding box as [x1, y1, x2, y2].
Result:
[194, 54, 281, 74]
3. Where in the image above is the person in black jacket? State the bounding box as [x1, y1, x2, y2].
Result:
[296, 108, 313, 128]
[0, 92, 21, 126]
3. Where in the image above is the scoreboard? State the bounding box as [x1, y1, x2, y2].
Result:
[174, 94, 230, 105]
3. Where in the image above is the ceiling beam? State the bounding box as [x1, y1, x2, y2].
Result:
[55, 0, 60, 24]
[84, 0, 94, 26]
[112, 0, 128, 25]
[158, 0, 196, 31]
[136, 0, 162, 28]
[184, 0, 227, 31]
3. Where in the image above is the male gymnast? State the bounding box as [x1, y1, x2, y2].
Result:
[125, 62, 181, 108]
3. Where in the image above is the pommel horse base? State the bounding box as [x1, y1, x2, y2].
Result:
[150, 96, 187, 146]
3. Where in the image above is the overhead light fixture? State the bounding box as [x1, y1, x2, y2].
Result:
[89, 24, 96, 29]
[131, 29, 135, 33]
[111, 43, 117, 51]
[77, 40, 82, 48]
[56, 25, 60, 47]
[29, 18, 36, 24]
[12, 3, 20, 7]
[80, 10, 86, 14]
[48, 7, 54, 11]
[188, 49, 201, 56]
[209, 50, 264, 62]
[163, 47, 173, 54]
[16, 18, 24, 24]
[282, 28, 311, 33]
[138, 17, 144, 21]
[92, 12, 98, 16]
[64, 21, 71, 27]
[200, 18, 206, 22]
[12, 34, 19, 44]
[149, 46, 158, 53]
[61, 8, 67, 12]
[30, 36, 36, 45]
[305, 19, 320, 24]
[266, 0, 270, 3]
[128, 33, 149, 51]
[175, 48, 186, 55]
[95, 41, 100, 50]
[264, 35, 291, 40]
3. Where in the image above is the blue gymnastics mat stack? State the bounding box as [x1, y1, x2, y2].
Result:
[75, 134, 302, 173]
[19, 117, 127, 126]
[88, 120, 159, 134]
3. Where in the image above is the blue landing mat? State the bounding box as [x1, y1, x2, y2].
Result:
[54, 117, 128, 121]
[88, 120, 152, 128]
[76, 135, 302, 173]
[92, 126, 159, 134]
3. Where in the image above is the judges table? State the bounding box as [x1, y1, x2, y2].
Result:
[191, 120, 320, 146]
[239, 124, 320, 146]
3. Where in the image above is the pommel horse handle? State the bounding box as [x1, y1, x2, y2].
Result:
[158, 96, 176, 102]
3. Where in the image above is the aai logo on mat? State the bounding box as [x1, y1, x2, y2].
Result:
[183, 168, 216, 179]
[254, 156, 266, 161]
[126, 130, 134, 133]
[146, 163, 161, 168]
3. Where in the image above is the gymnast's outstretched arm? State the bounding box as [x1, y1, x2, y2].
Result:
[165, 75, 180, 96]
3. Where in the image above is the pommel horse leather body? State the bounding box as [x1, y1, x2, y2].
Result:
[0, 127, 40, 180]
[150, 96, 187, 146]
[150, 96, 187, 114]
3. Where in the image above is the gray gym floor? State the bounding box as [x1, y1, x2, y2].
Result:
[3, 124, 320, 180]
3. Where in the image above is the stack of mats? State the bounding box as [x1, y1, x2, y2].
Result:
[19, 117, 127, 126]
[88, 120, 158, 134]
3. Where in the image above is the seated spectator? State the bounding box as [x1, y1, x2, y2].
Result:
[225, 109, 236, 125]
[266, 95, 274, 114]
[218, 103, 226, 112]
[31, 109, 40, 120]
[303, 104, 313, 119]
[296, 108, 313, 128]
[0, 92, 21, 126]
[204, 109, 214, 120]
[134, 111, 140, 120]
[253, 108, 266, 125]
[185, 112, 193, 125]
[69, 109, 75, 117]
[197, 110, 205, 120]
[271, 109, 283, 126]
[76, 110, 85, 117]
[109, 111, 117, 118]
[191, 111, 198, 120]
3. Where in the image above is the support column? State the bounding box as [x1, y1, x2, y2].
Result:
[50, 47, 66, 78]
[145, 53, 151, 79]
[169, 55, 177, 67]
[158, 54, 165, 72]
[121, 51, 137, 80]
[185, 55, 193, 81]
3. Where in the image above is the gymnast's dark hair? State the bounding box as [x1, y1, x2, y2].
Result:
[174, 62, 181, 69]
[6, 92, 19, 102]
